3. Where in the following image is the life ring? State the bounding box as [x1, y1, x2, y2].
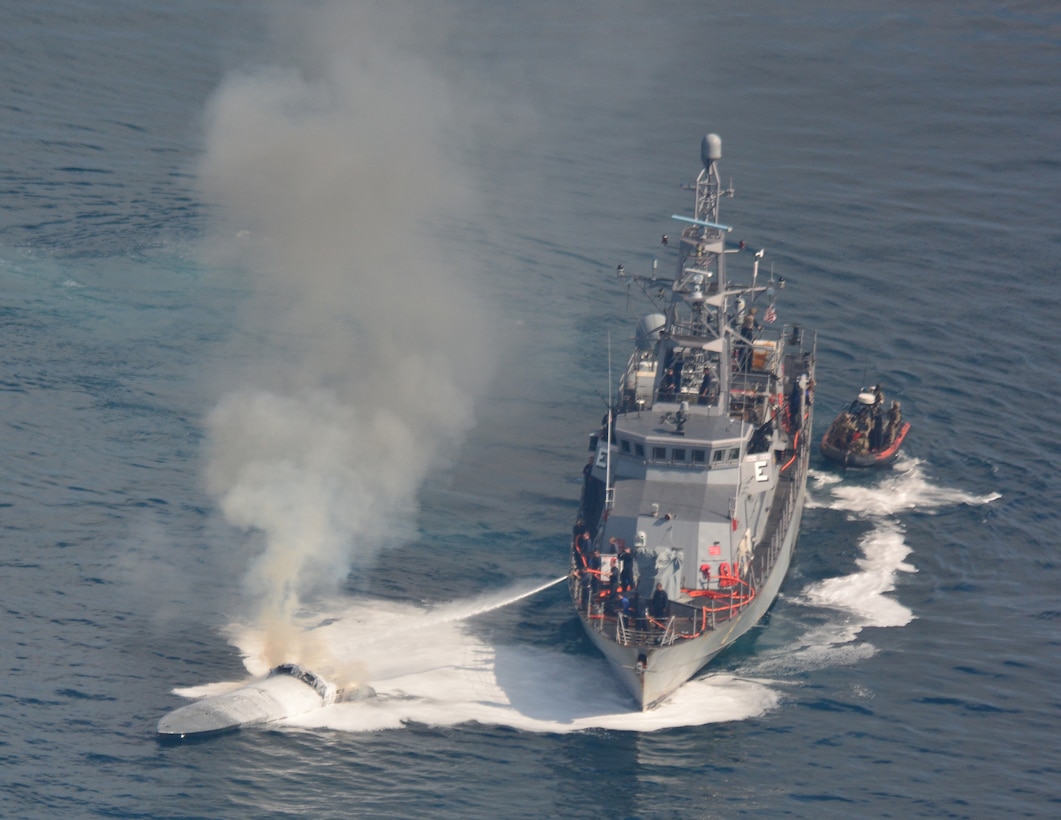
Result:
[718, 562, 736, 588]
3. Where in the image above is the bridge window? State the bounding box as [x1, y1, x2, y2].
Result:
[635, 443, 645, 458]
[673, 448, 686, 462]
[620, 439, 631, 454]
[692, 450, 706, 464]
[653, 446, 667, 461]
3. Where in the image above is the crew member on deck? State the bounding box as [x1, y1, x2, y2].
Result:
[650, 583, 670, 619]
[659, 368, 678, 401]
[739, 309, 760, 370]
[789, 378, 803, 431]
[619, 546, 635, 590]
[698, 367, 714, 405]
[589, 550, 602, 593]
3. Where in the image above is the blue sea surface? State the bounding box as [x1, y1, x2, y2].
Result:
[1, 2, 1058, 817]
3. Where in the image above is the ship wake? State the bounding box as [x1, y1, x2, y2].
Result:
[743, 455, 999, 677]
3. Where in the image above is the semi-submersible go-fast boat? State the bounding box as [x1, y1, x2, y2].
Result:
[569, 134, 816, 709]
[157, 664, 374, 739]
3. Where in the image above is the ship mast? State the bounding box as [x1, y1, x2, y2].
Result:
[669, 133, 733, 411]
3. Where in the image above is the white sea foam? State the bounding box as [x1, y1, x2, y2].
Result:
[755, 457, 1000, 677]
[186, 462, 1000, 734]
[293, 669, 779, 735]
[212, 579, 779, 735]
[803, 520, 916, 627]
[744, 520, 917, 677]
[813, 456, 1001, 517]
[286, 637, 779, 735]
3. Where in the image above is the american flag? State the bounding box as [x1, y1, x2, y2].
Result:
[763, 303, 777, 324]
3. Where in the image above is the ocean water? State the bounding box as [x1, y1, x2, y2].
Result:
[1, 1, 1058, 817]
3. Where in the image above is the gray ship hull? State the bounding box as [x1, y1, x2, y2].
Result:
[580, 485, 805, 708]
[568, 133, 815, 710]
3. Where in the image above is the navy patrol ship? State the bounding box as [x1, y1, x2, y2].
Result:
[570, 134, 816, 709]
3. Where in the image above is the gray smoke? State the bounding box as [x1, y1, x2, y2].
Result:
[196, 1, 494, 665]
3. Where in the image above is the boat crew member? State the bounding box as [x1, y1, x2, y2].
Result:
[580, 571, 593, 612]
[741, 308, 760, 340]
[618, 546, 635, 590]
[789, 378, 803, 431]
[885, 401, 902, 444]
[574, 530, 591, 570]
[870, 414, 885, 451]
[834, 412, 856, 449]
[739, 308, 760, 370]
[660, 368, 674, 398]
[572, 520, 589, 566]
[650, 583, 670, 619]
[698, 367, 714, 405]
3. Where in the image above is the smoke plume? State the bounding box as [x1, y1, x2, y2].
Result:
[197, 2, 493, 666]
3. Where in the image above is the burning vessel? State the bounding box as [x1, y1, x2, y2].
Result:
[157, 663, 372, 739]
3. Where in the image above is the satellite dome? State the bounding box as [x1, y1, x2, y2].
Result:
[701, 133, 722, 169]
[636, 313, 666, 350]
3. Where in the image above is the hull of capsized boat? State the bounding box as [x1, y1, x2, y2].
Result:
[157, 664, 374, 739]
[157, 674, 328, 739]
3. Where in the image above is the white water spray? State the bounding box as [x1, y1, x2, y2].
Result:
[214, 577, 779, 735]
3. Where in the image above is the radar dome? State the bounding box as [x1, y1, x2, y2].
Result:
[701, 133, 722, 169]
[636, 313, 666, 351]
